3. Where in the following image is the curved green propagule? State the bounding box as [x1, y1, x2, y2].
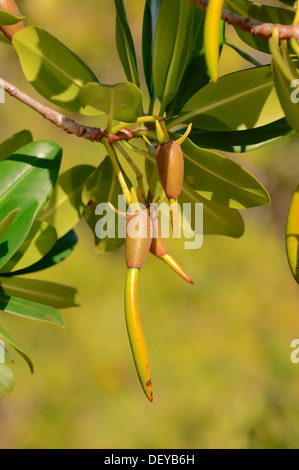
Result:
[286, 184, 299, 284]
[124, 203, 153, 402]
[125, 268, 153, 403]
[204, 0, 224, 82]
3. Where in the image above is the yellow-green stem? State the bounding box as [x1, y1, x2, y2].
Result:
[112, 115, 160, 135]
[114, 142, 147, 204]
[269, 28, 295, 83]
[125, 268, 153, 402]
[122, 141, 156, 164]
[102, 138, 131, 205]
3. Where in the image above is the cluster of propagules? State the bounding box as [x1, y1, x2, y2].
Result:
[124, 122, 193, 402]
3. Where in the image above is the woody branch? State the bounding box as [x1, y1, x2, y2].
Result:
[1, 77, 152, 143]
[187, 0, 299, 40]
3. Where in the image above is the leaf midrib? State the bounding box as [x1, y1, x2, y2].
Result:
[183, 143, 268, 204]
[173, 80, 274, 128]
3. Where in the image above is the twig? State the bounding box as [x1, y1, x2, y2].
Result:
[187, 0, 299, 40]
[1, 77, 153, 144]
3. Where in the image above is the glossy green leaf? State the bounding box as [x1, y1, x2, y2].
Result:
[166, 10, 222, 117]
[0, 221, 57, 273]
[80, 82, 143, 123]
[0, 9, 24, 25]
[0, 130, 32, 162]
[0, 325, 33, 373]
[0, 276, 78, 310]
[0, 361, 14, 393]
[228, 0, 295, 54]
[0, 208, 19, 238]
[0, 198, 39, 270]
[38, 165, 95, 238]
[12, 26, 100, 114]
[286, 184, 299, 283]
[152, 0, 196, 112]
[145, 156, 164, 203]
[114, 0, 139, 86]
[224, 0, 294, 24]
[224, 37, 263, 67]
[82, 157, 125, 253]
[142, 0, 163, 100]
[4, 230, 78, 277]
[176, 65, 284, 131]
[182, 138, 270, 209]
[181, 183, 245, 237]
[186, 118, 291, 152]
[235, 29, 270, 54]
[0, 140, 62, 212]
[272, 58, 299, 134]
[0, 33, 11, 44]
[0, 292, 64, 326]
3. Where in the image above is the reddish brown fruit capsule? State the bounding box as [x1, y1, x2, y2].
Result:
[0, 0, 24, 40]
[156, 141, 184, 200]
[125, 209, 152, 269]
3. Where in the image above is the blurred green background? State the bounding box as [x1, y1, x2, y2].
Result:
[1, 0, 299, 449]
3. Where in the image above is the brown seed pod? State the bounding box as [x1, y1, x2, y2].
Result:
[0, 0, 24, 40]
[125, 209, 152, 269]
[156, 141, 184, 200]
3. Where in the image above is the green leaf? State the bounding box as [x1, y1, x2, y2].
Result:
[0, 198, 39, 270]
[12, 26, 100, 115]
[80, 82, 143, 123]
[145, 155, 164, 202]
[224, 37, 263, 67]
[0, 221, 57, 273]
[0, 292, 64, 326]
[38, 165, 95, 238]
[166, 10, 222, 117]
[0, 276, 78, 310]
[181, 183, 245, 237]
[176, 65, 284, 131]
[0, 325, 33, 373]
[152, 0, 196, 112]
[225, 0, 294, 53]
[82, 157, 125, 253]
[224, 0, 294, 24]
[142, 0, 163, 100]
[182, 138, 270, 209]
[272, 58, 299, 134]
[235, 29, 270, 55]
[0, 361, 14, 394]
[114, 0, 140, 87]
[3, 230, 78, 276]
[186, 119, 291, 152]
[0, 208, 19, 238]
[0, 9, 24, 25]
[0, 140, 62, 212]
[286, 183, 299, 283]
[0, 130, 33, 162]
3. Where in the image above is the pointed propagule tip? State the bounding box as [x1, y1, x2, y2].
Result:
[162, 254, 194, 285]
[145, 380, 154, 403]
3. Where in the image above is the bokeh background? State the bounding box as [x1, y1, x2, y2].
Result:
[1, 0, 299, 449]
